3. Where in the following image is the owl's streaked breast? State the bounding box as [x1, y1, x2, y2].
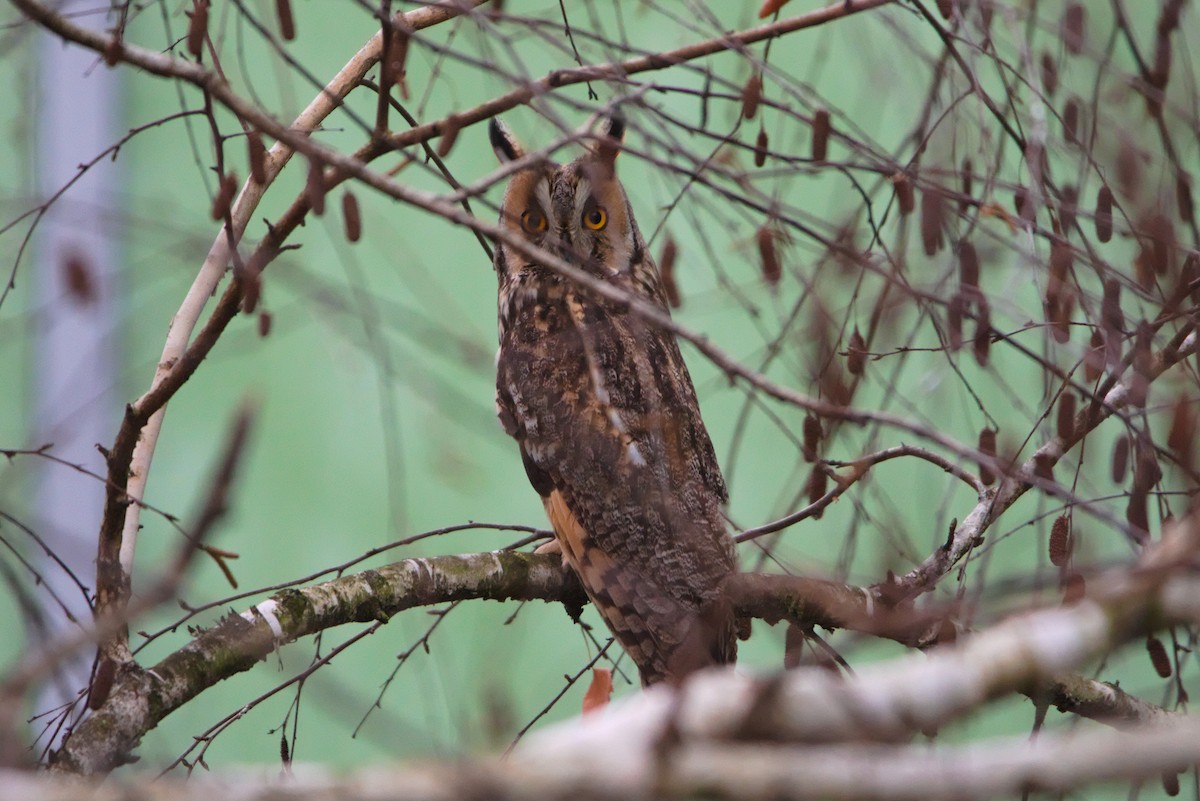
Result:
[488, 116, 738, 686]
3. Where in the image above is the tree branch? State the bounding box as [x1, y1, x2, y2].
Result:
[46, 536, 1184, 776]
[19, 515, 1200, 792]
[891, 326, 1200, 599]
[47, 551, 586, 775]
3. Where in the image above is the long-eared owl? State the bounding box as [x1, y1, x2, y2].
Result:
[489, 115, 738, 686]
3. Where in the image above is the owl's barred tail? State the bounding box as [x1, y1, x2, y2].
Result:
[590, 571, 738, 688]
[642, 593, 738, 687]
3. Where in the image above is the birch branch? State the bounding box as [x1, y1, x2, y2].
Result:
[109, 0, 490, 635]
[13, 514, 1200, 794]
[45, 551, 585, 776]
[40, 541, 1183, 776]
[9, 720, 1200, 801]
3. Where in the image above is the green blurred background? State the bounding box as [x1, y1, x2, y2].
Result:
[0, 0, 1192, 787]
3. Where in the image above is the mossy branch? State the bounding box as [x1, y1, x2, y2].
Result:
[48, 550, 1180, 776]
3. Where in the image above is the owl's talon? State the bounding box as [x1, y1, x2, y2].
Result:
[534, 538, 562, 556]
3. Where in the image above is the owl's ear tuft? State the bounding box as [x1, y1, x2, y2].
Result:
[602, 114, 625, 145]
[489, 118, 525, 163]
[596, 113, 625, 164]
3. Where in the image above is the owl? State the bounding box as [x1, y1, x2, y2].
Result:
[488, 115, 738, 686]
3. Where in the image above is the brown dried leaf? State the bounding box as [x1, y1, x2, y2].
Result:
[758, 0, 793, 17]
[1134, 433, 1162, 491]
[1146, 636, 1172, 678]
[972, 295, 990, 367]
[1048, 239, 1072, 298]
[1111, 434, 1130, 483]
[1063, 97, 1080, 144]
[892, 172, 914, 216]
[384, 27, 410, 96]
[1057, 393, 1076, 441]
[920, 186, 945, 256]
[1062, 572, 1086, 604]
[1013, 186, 1035, 224]
[958, 240, 979, 291]
[1116, 140, 1141, 199]
[1095, 185, 1114, 242]
[847, 327, 866, 376]
[1151, 32, 1172, 90]
[820, 362, 851, 408]
[257, 310, 272, 338]
[1101, 278, 1123, 337]
[1177, 173, 1194, 222]
[978, 428, 996, 486]
[807, 466, 829, 517]
[1141, 213, 1175, 277]
[753, 125, 769, 168]
[757, 225, 781, 287]
[1062, 4, 1085, 55]
[275, 0, 296, 41]
[784, 624, 805, 669]
[1040, 50, 1058, 96]
[342, 190, 362, 243]
[811, 109, 830, 162]
[659, 236, 681, 309]
[1168, 395, 1195, 471]
[581, 668, 613, 714]
[62, 252, 97, 306]
[436, 116, 461, 158]
[307, 156, 325, 216]
[1049, 515, 1072, 567]
[803, 413, 822, 463]
[1134, 245, 1156, 291]
[239, 257, 261, 314]
[211, 171, 237, 220]
[186, 0, 209, 59]
[1033, 452, 1055, 482]
[947, 291, 965, 352]
[247, 131, 267, 185]
[741, 73, 763, 120]
[1059, 185, 1078, 233]
[1084, 329, 1105, 383]
[1050, 288, 1074, 344]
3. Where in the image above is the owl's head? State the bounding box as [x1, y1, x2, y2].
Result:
[488, 116, 652, 294]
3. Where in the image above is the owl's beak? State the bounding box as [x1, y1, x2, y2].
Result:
[542, 232, 573, 265]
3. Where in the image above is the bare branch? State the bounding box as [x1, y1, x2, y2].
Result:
[47, 551, 587, 775]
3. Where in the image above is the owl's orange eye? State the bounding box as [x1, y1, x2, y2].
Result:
[583, 207, 607, 230]
[521, 209, 548, 233]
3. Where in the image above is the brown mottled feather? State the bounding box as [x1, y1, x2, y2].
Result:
[492, 119, 737, 686]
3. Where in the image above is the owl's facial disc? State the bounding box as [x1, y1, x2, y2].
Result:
[494, 139, 631, 281]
